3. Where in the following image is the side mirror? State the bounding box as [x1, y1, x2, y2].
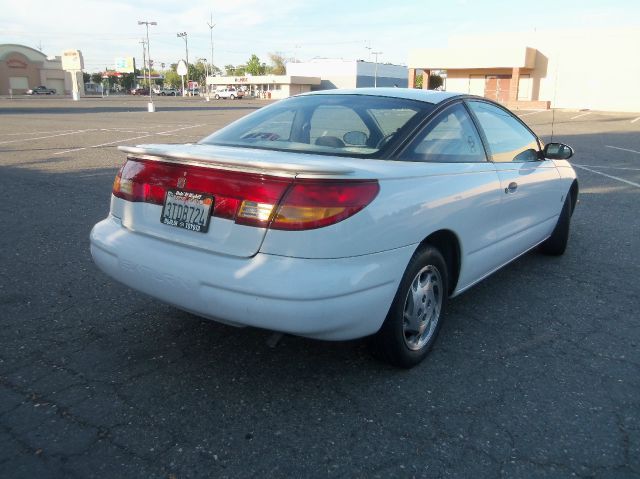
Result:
[543, 142, 574, 160]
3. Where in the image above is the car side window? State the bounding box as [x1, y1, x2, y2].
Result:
[401, 103, 487, 163]
[467, 101, 540, 162]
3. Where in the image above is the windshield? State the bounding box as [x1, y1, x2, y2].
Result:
[199, 94, 433, 157]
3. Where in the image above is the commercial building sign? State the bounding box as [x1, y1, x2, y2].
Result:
[62, 50, 84, 71]
[115, 57, 135, 73]
[6, 58, 28, 69]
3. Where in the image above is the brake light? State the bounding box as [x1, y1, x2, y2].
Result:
[112, 158, 378, 230]
[270, 180, 379, 230]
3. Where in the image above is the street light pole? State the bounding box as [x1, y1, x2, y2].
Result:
[372, 51, 383, 88]
[139, 38, 147, 90]
[177, 32, 189, 93]
[138, 20, 157, 110]
[207, 13, 215, 98]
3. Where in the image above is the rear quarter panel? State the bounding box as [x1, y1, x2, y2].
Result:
[260, 160, 503, 260]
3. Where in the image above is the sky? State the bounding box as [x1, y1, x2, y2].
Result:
[1, 0, 639, 73]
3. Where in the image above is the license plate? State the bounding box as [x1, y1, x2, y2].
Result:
[160, 190, 213, 233]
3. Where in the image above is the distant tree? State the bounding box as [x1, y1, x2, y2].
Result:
[414, 73, 423, 89]
[164, 70, 181, 88]
[119, 72, 135, 91]
[245, 54, 266, 76]
[225, 64, 235, 76]
[267, 53, 287, 75]
[189, 60, 209, 85]
[91, 73, 103, 84]
[82, 72, 91, 83]
[429, 74, 444, 90]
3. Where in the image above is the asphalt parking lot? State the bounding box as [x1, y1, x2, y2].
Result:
[1, 95, 639, 479]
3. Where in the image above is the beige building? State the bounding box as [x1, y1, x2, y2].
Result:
[0, 44, 80, 95]
[206, 74, 321, 100]
[409, 28, 640, 112]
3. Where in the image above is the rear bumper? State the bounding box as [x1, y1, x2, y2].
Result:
[90, 216, 414, 340]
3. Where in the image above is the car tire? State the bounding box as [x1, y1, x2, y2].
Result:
[215, 94, 220, 100]
[539, 195, 572, 256]
[370, 245, 448, 368]
[230, 94, 235, 100]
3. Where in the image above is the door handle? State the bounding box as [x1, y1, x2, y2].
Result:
[505, 182, 518, 194]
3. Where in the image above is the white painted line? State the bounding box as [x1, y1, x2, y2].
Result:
[573, 164, 640, 188]
[0, 129, 97, 145]
[605, 145, 640, 155]
[570, 112, 591, 120]
[573, 163, 640, 171]
[516, 111, 546, 117]
[53, 124, 205, 155]
[631, 116, 640, 124]
[0, 129, 80, 137]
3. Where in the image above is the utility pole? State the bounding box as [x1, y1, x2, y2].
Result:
[207, 13, 216, 98]
[139, 39, 147, 90]
[138, 20, 157, 111]
[365, 40, 372, 61]
[372, 51, 383, 88]
[177, 32, 189, 93]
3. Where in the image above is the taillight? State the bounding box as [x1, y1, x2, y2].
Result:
[113, 158, 378, 230]
[271, 179, 379, 230]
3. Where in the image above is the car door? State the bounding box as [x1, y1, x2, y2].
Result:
[466, 100, 564, 262]
[398, 102, 506, 291]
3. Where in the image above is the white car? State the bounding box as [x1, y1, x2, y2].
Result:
[90, 89, 577, 368]
[214, 87, 244, 100]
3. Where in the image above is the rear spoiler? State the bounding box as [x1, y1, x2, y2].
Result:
[118, 145, 355, 176]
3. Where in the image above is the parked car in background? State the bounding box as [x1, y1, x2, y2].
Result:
[90, 88, 578, 368]
[158, 88, 178, 96]
[26, 86, 56, 95]
[214, 87, 244, 100]
[130, 87, 150, 96]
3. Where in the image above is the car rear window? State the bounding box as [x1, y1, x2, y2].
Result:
[200, 94, 432, 157]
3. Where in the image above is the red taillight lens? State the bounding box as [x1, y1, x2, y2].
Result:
[113, 158, 291, 226]
[271, 179, 379, 230]
[112, 158, 379, 230]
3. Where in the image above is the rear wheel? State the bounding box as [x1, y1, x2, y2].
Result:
[539, 195, 572, 255]
[371, 245, 448, 368]
[215, 94, 220, 100]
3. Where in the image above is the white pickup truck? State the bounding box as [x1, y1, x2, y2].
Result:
[214, 87, 244, 100]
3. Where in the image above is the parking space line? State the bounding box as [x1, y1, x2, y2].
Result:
[517, 111, 546, 117]
[570, 112, 591, 120]
[631, 117, 640, 124]
[573, 164, 640, 188]
[573, 163, 640, 171]
[0, 129, 80, 137]
[605, 145, 640, 155]
[53, 124, 205, 155]
[0, 129, 97, 145]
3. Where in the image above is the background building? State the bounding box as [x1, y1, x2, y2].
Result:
[409, 28, 640, 112]
[0, 44, 80, 95]
[206, 74, 320, 100]
[287, 59, 408, 89]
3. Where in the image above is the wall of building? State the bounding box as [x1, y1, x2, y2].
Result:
[446, 29, 640, 112]
[286, 60, 408, 90]
[287, 60, 359, 90]
[0, 44, 77, 95]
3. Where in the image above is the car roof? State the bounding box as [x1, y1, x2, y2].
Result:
[301, 88, 463, 104]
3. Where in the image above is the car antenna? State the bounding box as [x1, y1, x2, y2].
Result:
[550, 108, 555, 143]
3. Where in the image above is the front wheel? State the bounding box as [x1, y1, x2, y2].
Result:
[214, 94, 220, 100]
[370, 245, 448, 368]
